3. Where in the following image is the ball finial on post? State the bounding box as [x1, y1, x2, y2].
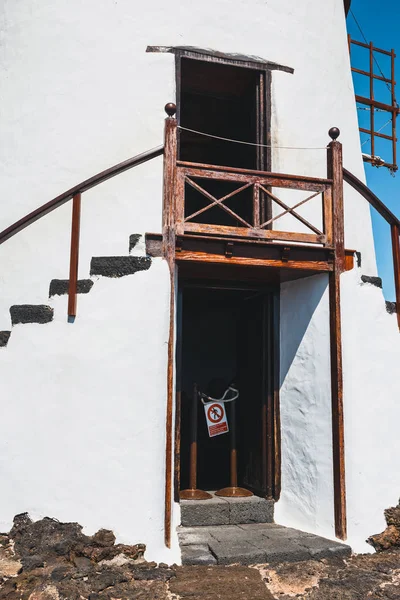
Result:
[165, 103, 176, 118]
[329, 127, 340, 141]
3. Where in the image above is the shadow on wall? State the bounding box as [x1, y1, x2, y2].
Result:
[280, 273, 329, 384]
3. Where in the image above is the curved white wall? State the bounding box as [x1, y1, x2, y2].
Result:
[1, 0, 397, 560]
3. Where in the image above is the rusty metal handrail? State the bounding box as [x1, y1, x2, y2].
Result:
[343, 167, 400, 329]
[0, 145, 164, 318]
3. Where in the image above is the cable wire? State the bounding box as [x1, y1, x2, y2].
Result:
[178, 126, 328, 150]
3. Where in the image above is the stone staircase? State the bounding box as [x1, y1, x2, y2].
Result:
[0, 235, 150, 347]
[179, 493, 351, 565]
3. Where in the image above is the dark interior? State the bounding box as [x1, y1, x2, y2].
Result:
[179, 285, 271, 494]
[179, 58, 261, 229]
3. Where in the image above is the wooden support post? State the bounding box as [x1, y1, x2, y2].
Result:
[327, 129, 347, 540]
[163, 103, 178, 548]
[391, 223, 400, 330]
[328, 134, 345, 272]
[68, 192, 81, 319]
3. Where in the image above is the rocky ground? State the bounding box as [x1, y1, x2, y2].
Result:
[1, 510, 400, 600]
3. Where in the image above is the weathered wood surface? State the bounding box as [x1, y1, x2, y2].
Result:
[163, 112, 178, 549]
[68, 193, 81, 318]
[176, 161, 332, 185]
[175, 250, 333, 271]
[391, 223, 400, 330]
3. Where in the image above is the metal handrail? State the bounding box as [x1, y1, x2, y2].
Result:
[343, 168, 400, 227]
[0, 146, 164, 245]
[0, 144, 164, 319]
[343, 167, 400, 330]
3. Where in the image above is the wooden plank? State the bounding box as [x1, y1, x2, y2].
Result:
[253, 183, 260, 228]
[351, 66, 393, 84]
[350, 38, 393, 56]
[174, 288, 183, 501]
[272, 290, 281, 500]
[68, 193, 81, 319]
[183, 222, 325, 244]
[355, 95, 399, 115]
[370, 42, 375, 158]
[391, 49, 397, 170]
[265, 297, 273, 498]
[329, 268, 347, 540]
[176, 250, 333, 271]
[391, 223, 400, 330]
[328, 141, 345, 273]
[323, 187, 333, 247]
[175, 170, 186, 235]
[162, 115, 178, 549]
[359, 128, 394, 142]
[177, 162, 332, 186]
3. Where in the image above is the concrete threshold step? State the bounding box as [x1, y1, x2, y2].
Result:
[181, 492, 274, 527]
[178, 523, 352, 566]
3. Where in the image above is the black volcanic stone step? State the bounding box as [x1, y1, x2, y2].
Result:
[386, 301, 397, 314]
[361, 275, 382, 288]
[129, 234, 141, 252]
[181, 493, 274, 527]
[10, 305, 54, 325]
[90, 256, 151, 278]
[0, 331, 11, 347]
[49, 279, 94, 297]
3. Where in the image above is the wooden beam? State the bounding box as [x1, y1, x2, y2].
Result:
[177, 160, 332, 186]
[391, 223, 400, 330]
[176, 250, 333, 271]
[68, 193, 81, 319]
[162, 111, 177, 549]
[328, 138, 347, 540]
[181, 222, 325, 245]
[329, 269, 347, 540]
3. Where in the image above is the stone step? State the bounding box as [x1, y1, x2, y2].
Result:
[49, 279, 94, 297]
[90, 256, 151, 278]
[0, 331, 11, 347]
[181, 492, 274, 527]
[178, 523, 352, 566]
[10, 305, 54, 325]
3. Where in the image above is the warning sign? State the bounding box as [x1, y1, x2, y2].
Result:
[204, 402, 229, 437]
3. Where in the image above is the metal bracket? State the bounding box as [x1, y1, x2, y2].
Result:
[281, 247, 290, 262]
[225, 242, 234, 258]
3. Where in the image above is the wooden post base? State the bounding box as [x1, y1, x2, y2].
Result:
[215, 486, 253, 498]
[180, 489, 213, 500]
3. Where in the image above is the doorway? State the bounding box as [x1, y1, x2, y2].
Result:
[177, 56, 271, 226]
[176, 280, 280, 499]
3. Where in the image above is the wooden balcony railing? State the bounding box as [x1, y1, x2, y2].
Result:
[174, 161, 334, 246]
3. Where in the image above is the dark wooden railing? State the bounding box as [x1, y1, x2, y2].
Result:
[343, 168, 400, 329]
[175, 161, 333, 246]
[0, 145, 163, 318]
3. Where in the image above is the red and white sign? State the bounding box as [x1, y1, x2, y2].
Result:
[204, 402, 229, 437]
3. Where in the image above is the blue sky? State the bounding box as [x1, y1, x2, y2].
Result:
[346, 0, 400, 299]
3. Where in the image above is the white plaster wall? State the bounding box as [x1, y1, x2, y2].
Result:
[0, 0, 396, 560]
[341, 268, 400, 552]
[0, 258, 181, 563]
[276, 274, 335, 541]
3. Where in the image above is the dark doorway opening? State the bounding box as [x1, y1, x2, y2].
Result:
[177, 57, 271, 227]
[177, 281, 279, 498]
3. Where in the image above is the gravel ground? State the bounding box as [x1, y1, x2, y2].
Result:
[1, 514, 399, 600]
